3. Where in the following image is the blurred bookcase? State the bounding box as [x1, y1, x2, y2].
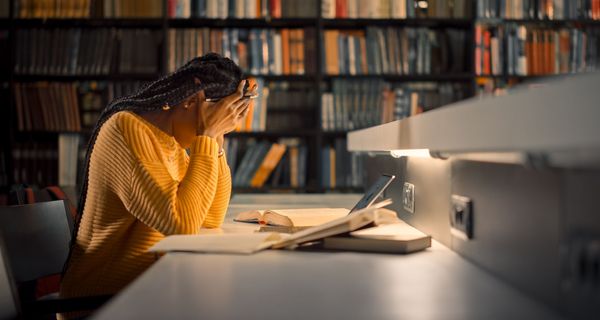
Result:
[0, 0, 599, 202]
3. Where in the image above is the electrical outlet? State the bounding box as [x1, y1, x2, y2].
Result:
[402, 182, 415, 213]
[450, 195, 473, 240]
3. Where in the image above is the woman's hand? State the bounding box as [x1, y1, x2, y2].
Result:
[197, 80, 250, 138]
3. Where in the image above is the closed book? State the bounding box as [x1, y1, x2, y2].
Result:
[323, 222, 431, 254]
[324, 30, 340, 75]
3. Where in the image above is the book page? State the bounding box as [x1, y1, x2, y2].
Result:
[148, 233, 288, 254]
[233, 210, 265, 223]
[264, 208, 350, 227]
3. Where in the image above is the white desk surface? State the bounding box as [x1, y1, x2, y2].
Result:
[92, 194, 562, 320]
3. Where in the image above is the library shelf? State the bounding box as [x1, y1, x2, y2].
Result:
[476, 18, 600, 26]
[475, 74, 578, 81]
[321, 18, 473, 29]
[266, 107, 317, 113]
[322, 131, 349, 137]
[10, 18, 165, 28]
[227, 131, 317, 138]
[324, 74, 474, 82]
[168, 18, 317, 28]
[246, 74, 316, 81]
[320, 186, 365, 193]
[12, 74, 162, 82]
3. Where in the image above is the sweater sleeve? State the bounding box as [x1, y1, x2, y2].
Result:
[119, 117, 220, 235]
[202, 155, 231, 228]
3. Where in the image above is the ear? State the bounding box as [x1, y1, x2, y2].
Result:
[193, 77, 201, 86]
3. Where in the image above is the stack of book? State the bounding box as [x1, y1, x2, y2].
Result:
[321, 138, 363, 189]
[167, 0, 317, 18]
[14, 28, 160, 76]
[477, 0, 600, 20]
[475, 24, 600, 76]
[13, 82, 82, 132]
[323, 27, 467, 75]
[321, 80, 469, 131]
[322, 0, 470, 18]
[13, 0, 164, 18]
[226, 138, 308, 189]
[168, 28, 314, 76]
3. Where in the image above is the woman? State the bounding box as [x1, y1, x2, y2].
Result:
[60, 53, 253, 306]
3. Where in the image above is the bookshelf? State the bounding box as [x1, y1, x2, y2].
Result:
[1, 0, 599, 201]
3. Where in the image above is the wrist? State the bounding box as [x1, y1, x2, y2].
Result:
[198, 129, 219, 139]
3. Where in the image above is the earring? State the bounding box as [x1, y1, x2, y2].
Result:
[183, 103, 189, 109]
[162, 103, 171, 111]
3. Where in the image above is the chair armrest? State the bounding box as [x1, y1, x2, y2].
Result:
[23, 294, 113, 315]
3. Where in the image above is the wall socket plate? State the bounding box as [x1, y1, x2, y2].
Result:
[402, 182, 415, 213]
[450, 195, 473, 240]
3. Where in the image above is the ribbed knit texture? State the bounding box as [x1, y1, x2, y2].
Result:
[59, 111, 231, 301]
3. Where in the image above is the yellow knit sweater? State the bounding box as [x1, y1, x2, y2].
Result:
[60, 111, 231, 299]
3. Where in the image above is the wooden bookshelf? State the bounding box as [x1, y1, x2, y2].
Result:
[168, 18, 318, 28]
[1, 0, 598, 196]
[321, 18, 473, 28]
[10, 18, 165, 28]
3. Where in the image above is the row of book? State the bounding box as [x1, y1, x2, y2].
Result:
[14, 82, 82, 132]
[475, 24, 600, 76]
[10, 142, 60, 188]
[321, 138, 364, 189]
[477, 0, 600, 20]
[14, 0, 164, 18]
[321, 80, 469, 131]
[79, 81, 147, 128]
[323, 27, 467, 75]
[322, 0, 470, 19]
[14, 28, 160, 76]
[13, 81, 146, 133]
[168, 0, 317, 18]
[168, 28, 314, 76]
[226, 138, 308, 188]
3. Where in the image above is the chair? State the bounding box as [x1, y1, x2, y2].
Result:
[0, 200, 111, 318]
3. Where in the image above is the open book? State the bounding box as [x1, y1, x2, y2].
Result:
[233, 208, 350, 228]
[150, 199, 394, 254]
[149, 233, 288, 254]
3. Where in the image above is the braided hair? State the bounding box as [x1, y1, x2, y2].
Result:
[64, 53, 243, 273]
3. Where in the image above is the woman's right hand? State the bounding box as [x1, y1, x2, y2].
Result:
[197, 80, 250, 138]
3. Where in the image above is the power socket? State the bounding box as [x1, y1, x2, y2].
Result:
[402, 182, 415, 213]
[450, 195, 473, 240]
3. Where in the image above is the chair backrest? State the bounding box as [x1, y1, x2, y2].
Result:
[0, 200, 73, 283]
[0, 233, 20, 320]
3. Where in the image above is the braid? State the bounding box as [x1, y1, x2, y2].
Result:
[63, 53, 243, 275]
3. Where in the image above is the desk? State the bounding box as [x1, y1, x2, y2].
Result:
[93, 194, 562, 320]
